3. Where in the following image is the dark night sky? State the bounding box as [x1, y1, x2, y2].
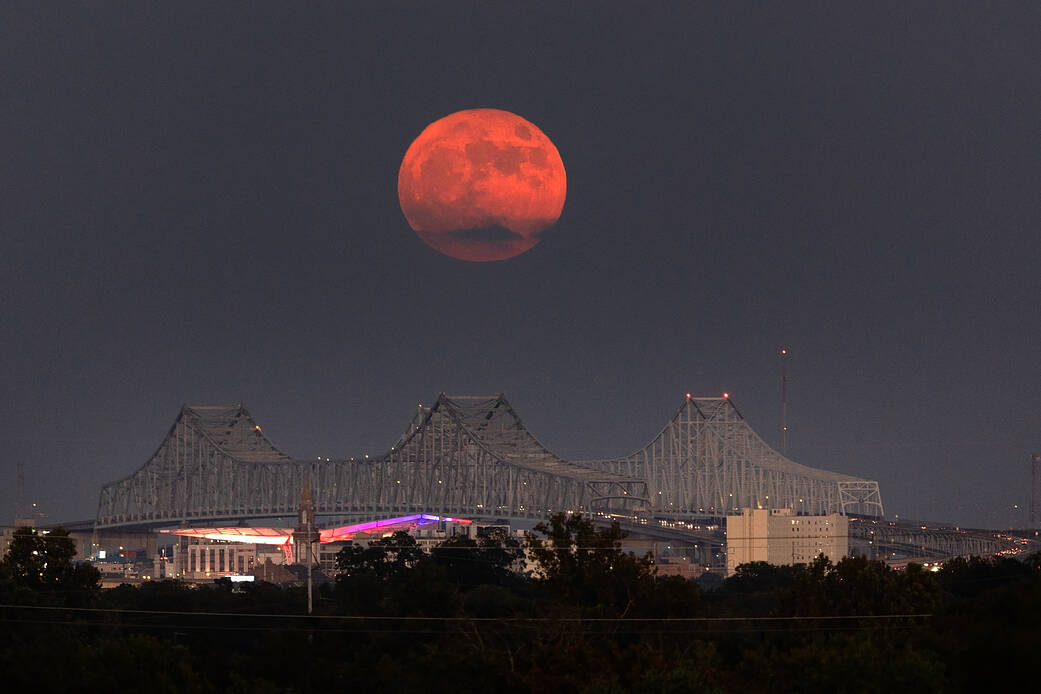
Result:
[2, 2, 1039, 529]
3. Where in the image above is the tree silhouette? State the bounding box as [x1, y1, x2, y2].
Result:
[0, 527, 99, 598]
[526, 512, 654, 616]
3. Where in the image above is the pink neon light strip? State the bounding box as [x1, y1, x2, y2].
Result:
[160, 514, 472, 546]
[319, 514, 472, 542]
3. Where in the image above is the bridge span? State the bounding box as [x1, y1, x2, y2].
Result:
[93, 393, 1038, 563]
[96, 395, 646, 530]
[96, 393, 883, 533]
[848, 518, 1040, 562]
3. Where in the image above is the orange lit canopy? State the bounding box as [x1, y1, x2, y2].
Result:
[159, 514, 472, 549]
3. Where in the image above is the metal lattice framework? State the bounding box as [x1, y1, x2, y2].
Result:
[96, 405, 304, 528]
[849, 521, 1033, 561]
[580, 396, 884, 517]
[96, 393, 883, 530]
[95, 396, 648, 529]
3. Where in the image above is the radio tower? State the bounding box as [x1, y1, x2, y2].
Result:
[1031, 454, 1040, 530]
[780, 347, 789, 454]
[16, 460, 25, 524]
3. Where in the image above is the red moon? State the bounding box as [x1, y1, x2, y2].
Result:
[398, 109, 566, 262]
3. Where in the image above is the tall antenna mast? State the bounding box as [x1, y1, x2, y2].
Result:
[1031, 453, 1040, 530]
[780, 347, 789, 454]
[16, 460, 25, 522]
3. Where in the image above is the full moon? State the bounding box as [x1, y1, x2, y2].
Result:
[398, 109, 566, 262]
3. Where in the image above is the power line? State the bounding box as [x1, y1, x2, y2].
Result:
[0, 603, 933, 623]
[0, 616, 933, 636]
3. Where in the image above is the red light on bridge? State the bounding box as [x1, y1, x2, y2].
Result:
[722, 392, 729, 399]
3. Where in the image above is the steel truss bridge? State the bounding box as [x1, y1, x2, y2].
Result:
[96, 393, 884, 533]
[848, 519, 1040, 563]
[582, 396, 883, 518]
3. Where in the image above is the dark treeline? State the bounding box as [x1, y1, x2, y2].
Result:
[1, 515, 1038, 693]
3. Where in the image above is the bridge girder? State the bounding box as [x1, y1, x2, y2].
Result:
[579, 397, 884, 518]
[96, 394, 884, 531]
[95, 396, 647, 529]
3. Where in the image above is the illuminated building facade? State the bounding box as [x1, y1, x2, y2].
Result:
[171, 537, 258, 580]
[159, 513, 474, 580]
[317, 541, 351, 575]
[725, 507, 848, 576]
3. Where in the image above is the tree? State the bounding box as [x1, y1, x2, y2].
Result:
[431, 526, 524, 589]
[723, 560, 800, 594]
[0, 527, 99, 595]
[333, 530, 430, 613]
[334, 530, 426, 581]
[937, 555, 1035, 600]
[526, 512, 654, 614]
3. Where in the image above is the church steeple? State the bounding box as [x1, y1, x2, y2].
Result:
[292, 472, 319, 567]
[298, 473, 314, 527]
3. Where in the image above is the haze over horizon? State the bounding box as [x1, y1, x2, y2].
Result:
[3, 3, 1039, 531]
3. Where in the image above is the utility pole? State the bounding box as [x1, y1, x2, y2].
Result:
[294, 470, 319, 615]
[307, 539, 313, 615]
